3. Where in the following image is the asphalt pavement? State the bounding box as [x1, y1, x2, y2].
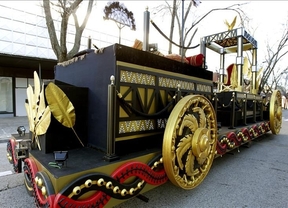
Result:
[0, 112, 288, 207]
[0, 116, 29, 143]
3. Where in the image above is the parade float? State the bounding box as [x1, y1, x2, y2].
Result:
[6, 9, 282, 208]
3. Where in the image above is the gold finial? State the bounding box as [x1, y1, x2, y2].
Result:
[110, 75, 115, 85]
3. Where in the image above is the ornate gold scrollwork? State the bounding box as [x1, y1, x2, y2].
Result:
[269, 90, 282, 134]
[162, 95, 217, 189]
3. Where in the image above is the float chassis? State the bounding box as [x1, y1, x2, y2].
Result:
[6, 28, 282, 207]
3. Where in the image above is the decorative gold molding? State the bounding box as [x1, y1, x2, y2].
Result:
[117, 61, 213, 84]
[120, 70, 155, 85]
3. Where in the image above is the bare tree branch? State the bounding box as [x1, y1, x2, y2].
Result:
[258, 24, 288, 93]
[153, 1, 249, 55]
[43, 0, 94, 62]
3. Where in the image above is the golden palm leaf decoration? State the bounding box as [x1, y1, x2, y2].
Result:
[224, 16, 237, 30]
[45, 82, 84, 147]
[25, 71, 51, 150]
[230, 64, 238, 89]
[35, 86, 51, 135]
[247, 69, 252, 80]
[243, 57, 252, 80]
[26, 85, 35, 133]
[256, 67, 264, 90]
[243, 57, 249, 77]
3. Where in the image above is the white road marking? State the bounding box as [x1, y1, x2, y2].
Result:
[0, 170, 13, 177]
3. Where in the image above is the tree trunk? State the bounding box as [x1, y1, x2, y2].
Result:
[43, 0, 94, 62]
[168, 0, 177, 54]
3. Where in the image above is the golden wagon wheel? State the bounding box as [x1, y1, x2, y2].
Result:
[162, 95, 217, 190]
[269, 90, 282, 134]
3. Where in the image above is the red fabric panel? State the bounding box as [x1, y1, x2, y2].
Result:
[186, 54, 204, 66]
[226, 64, 234, 85]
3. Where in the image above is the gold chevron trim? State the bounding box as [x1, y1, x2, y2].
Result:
[118, 118, 167, 134]
[119, 119, 155, 134]
[159, 77, 195, 90]
[120, 70, 155, 85]
[197, 84, 212, 92]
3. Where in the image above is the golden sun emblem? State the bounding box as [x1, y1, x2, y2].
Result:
[163, 95, 217, 189]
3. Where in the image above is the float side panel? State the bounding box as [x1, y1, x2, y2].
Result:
[54, 46, 117, 150]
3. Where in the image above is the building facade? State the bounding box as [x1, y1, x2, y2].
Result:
[0, 2, 133, 117]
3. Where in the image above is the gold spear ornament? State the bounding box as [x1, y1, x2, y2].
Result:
[25, 71, 51, 150]
[45, 82, 84, 147]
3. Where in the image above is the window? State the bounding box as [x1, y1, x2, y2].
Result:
[0, 77, 13, 113]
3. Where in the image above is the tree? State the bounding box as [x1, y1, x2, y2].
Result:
[103, 1, 136, 44]
[258, 23, 288, 94]
[168, 0, 177, 54]
[43, 0, 94, 62]
[153, 1, 248, 55]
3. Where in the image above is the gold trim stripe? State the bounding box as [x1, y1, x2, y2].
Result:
[120, 70, 156, 86]
[117, 61, 213, 84]
[159, 77, 195, 90]
[197, 84, 212, 92]
[119, 120, 155, 134]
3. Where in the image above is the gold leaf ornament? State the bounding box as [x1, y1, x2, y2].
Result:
[45, 82, 75, 128]
[45, 82, 84, 147]
[35, 106, 51, 135]
[25, 71, 51, 150]
[26, 85, 35, 133]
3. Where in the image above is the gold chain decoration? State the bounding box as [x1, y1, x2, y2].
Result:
[67, 157, 163, 198]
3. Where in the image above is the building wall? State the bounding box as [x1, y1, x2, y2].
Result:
[0, 3, 133, 117]
[0, 3, 133, 59]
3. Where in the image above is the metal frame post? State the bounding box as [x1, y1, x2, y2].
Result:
[104, 75, 119, 162]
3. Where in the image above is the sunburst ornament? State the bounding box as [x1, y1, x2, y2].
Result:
[45, 82, 84, 147]
[25, 71, 51, 150]
[162, 95, 217, 189]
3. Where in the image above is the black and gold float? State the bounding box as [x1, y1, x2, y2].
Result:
[6, 20, 281, 208]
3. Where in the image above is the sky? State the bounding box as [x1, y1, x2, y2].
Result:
[2, 1, 288, 72]
[86, 1, 288, 72]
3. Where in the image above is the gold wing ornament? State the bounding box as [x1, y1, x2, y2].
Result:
[224, 16, 237, 30]
[45, 82, 84, 147]
[25, 71, 51, 150]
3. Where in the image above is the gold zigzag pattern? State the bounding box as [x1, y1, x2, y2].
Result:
[197, 84, 212, 92]
[159, 77, 195, 90]
[120, 70, 155, 86]
[119, 120, 155, 134]
[119, 70, 210, 92]
[119, 118, 167, 133]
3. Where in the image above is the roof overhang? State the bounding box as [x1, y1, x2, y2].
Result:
[0, 53, 57, 79]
